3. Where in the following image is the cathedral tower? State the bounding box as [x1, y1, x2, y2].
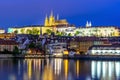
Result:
[49, 11, 55, 26]
[44, 14, 49, 26]
[86, 21, 92, 28]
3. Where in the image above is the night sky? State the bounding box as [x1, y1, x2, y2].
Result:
[0, 0, 120, 30]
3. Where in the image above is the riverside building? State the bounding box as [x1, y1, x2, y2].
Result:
[0, 28, 5, 34]
[0, 39, 18, 51]
[87, 44, 120, 55]
[0, 33, 16, 39]
[69, 37, 111, 54]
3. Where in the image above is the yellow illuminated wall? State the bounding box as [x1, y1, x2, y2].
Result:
[0, 33, 15, 39]
[63, 50, 69, 55]
[8, 27, 41, 34]
[8, 26, 57, 35]
[0, 29, 5, 34]
[41, 27, 56, 34]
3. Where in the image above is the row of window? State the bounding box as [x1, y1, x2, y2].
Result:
[92, 51, 120, 54]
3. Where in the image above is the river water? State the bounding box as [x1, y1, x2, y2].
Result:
[0, 59, 120, 80]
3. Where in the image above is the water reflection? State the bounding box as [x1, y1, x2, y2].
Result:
[76, 60, 80, 78]
[0, 59, 120, 80]
[91, 61, 120, 80]
[54, 59, 62, 75]
[64, 59, 69, 80]
[42, 64, 54, 80]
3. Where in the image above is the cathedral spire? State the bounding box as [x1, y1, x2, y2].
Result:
[49, 10, 55, 26]
[89, 21, 92, 27]
[57, 14, 59, 20]
[50, 10, 53, 17]
[45, 14, 48, 19]
[86, 21, 92, 28]
[44, 14, 49, 26]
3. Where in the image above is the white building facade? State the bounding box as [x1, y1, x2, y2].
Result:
[74, 26, 119, 37]
[0, 29, 5, 34]
[88, 45, 120, 55]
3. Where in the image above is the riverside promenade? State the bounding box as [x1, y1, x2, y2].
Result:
[1, 54, 120, 60]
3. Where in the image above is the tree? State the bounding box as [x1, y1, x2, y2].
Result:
[75, 31, 80, 36]
[61, 31, 65, 36]
[14, 30, 18, 34]
[68, 33, 72, 36]
[32, 28, 40, 35]
[51, 32, 55, 36]
[56, 30, 61, 36]
[56, 30, 65, 36]
[3, 49, 10, 54]
[36, 43, 42, 50]
[26, 29, 32, 34]
[28, 42, 36, 49]
[20, 28, 25, 34]
[13, 46, 20, 55]
[46, 29, 52, 35]
[28, 42, 37, 54]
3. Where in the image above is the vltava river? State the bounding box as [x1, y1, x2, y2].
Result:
[0, 59, 120, 80]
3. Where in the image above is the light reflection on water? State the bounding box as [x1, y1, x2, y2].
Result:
[0, 59, 120, 80]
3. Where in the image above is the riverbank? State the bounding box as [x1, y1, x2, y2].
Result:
[0, 54, 120, 60]
[62, 55, 120, 60]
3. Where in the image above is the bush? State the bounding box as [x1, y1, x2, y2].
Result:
[12, 46, 20, 55]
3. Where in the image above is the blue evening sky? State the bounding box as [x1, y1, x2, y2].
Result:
[0, 0, 120, 30]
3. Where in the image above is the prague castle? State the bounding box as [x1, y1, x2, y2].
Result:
[7, 11, 120, 37]
[8, 11, 73, 35]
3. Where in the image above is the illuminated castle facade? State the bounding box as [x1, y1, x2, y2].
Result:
[7, 11, 120, 37]
[8, 11, 74, 35]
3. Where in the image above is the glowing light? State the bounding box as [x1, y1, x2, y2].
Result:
[64, 50, 69, 55]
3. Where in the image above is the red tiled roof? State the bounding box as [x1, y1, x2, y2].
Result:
[0, 40, 18, 45]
